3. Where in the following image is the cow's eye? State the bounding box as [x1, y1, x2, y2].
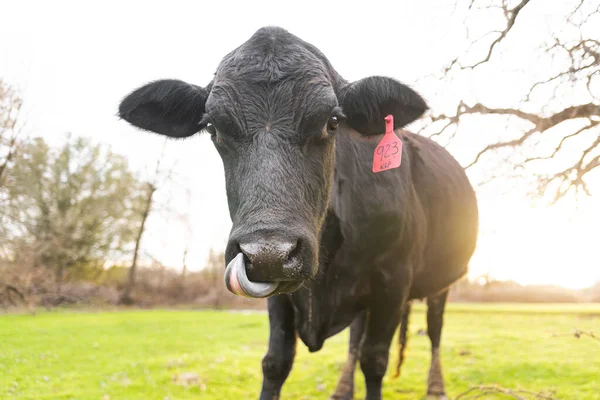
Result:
[206, 123, 226, 145]
[327, 116, 339, 131]
[206, 123, 217, 136]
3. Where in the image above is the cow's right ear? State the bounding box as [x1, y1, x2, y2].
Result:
[338, 76, 427, 136]
[118, 79, 210, 138]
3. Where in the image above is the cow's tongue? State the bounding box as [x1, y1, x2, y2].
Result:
[224, 253, 279, 298]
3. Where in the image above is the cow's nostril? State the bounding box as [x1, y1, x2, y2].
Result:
[276, 240, 298, 262]
[287, 239, 301, 261]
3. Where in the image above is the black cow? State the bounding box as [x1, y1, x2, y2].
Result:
[118, 26, 479, 400]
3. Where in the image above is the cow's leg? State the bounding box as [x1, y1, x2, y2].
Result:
[359, 276, 409, 400]
[426, 289, 449, 400]
[260, 295, 297, 400]
[330, 311, 367, 400]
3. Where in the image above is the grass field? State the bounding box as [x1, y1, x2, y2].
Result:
[1, 303, 599, 399]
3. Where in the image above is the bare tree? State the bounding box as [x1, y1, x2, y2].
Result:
[179, 184, 193, 279]
[119, 144, 180, 304]
[181, 248, 189, 278]
[0, 79, 24, 186]
[421, 0, 600, 202]
[119, 181, 157, 304]
[205, 249, 226, 309]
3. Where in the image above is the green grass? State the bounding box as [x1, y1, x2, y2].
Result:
[1, 304, 599, 399]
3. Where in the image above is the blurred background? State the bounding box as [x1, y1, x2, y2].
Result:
[1, 0, 599, 309]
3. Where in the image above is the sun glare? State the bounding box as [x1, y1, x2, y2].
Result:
[469, 192, 599, 289]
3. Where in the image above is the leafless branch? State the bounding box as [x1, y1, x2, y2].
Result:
[535, 157, 599, 204]
[426, 84, 600, 199]
[427, 102, 600, 169]
[579, 2, 600, 26]
[0, 80, 25, 186]
[587, 69, 600, 100]
[430, 1, 600, 203]
[466, 127, 538, 169]
[543, 135, 600, 201]
[568, 0, 586, 23]
[524, 120, 600, 163]
[445, 0, 531, 72]
[524, 70, 572, 103]
[455, 384, 558, 400]
[552, 329, 600, 343]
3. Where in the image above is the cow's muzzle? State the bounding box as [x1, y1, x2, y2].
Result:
[224, 231, 315, 298]
[224, 253, 279, 297]
[224, 253, 304, 298]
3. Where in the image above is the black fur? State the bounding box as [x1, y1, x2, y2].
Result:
[118, 26, 479, 400]
[339, 76, 428, 135]
[118, 79, 209, 138]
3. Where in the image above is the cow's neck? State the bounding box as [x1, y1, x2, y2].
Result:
[290, 206, 365, 351]
[290, 144, 370, 350]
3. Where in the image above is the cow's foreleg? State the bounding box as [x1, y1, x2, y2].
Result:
[426, 289, 449, 400]
[330, 311, 366, 400]
[359, 275, 410, 400]
[259, 296, 296, 400]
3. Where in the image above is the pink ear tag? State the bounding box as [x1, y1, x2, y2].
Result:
[372, 115, 402, 173]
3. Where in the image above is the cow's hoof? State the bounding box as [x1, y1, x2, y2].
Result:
[426, 394, 448, 400]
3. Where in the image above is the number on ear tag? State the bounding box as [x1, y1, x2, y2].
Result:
[372, 115, 402, 173]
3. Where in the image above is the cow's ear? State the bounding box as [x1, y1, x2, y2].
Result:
[338, 76, 427, 136]
[118, 79, 210, 138]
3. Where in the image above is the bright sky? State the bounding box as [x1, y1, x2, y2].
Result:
[1, 0, 598, 289]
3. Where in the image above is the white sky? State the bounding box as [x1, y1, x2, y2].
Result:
[1, 0, 598, 289]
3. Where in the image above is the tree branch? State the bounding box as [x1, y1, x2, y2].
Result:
[524, 120, 600, 163]
[552, 329, 600, 343]
[430, 0, 600, 203]
[427, 102, 600, 169]
[465, 127, 537, 169]
[445, 0, 531, 72]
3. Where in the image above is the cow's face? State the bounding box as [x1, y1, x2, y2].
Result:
[118, 27, 427, 298]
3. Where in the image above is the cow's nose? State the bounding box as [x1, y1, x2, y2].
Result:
[239, 239, 298, 267]
[237, 239, 301, 282]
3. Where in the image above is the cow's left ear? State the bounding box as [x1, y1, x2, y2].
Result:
[338, 76, 427, 136]
[118, 79, 210, 138]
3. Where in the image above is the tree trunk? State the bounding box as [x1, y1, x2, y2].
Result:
[119, 183, 156, 305]
[0, 83, 22, 187]
[181, 248, 188, 278]
[55, 264, 65, 290]
[0, 139, 16, 186]
[213, 268, 222, 309]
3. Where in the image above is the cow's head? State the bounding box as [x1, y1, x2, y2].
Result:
[118, 27, 427, 298]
